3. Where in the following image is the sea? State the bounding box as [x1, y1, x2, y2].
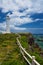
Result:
[33, 34, 43, 50]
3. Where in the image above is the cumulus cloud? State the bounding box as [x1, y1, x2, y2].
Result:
[0, 0, 43, 32]
[0, 0, 43, 13]
[10, 17, 32, 26]
[0, 22, 26, 33]
[14, 27, 26, 30]
[0, 22, 6, 30]
[0, 0, 43, 20]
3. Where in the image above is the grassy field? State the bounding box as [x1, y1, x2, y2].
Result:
[0, 34, 28, 65]
[19, 34, 43, 65]
[0, 33, 43, 65]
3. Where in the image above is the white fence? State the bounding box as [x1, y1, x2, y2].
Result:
[16, 37, 40, 65]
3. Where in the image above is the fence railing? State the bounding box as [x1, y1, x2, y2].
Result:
[16, 37, 40, 65]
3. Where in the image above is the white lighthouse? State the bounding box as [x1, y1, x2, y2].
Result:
[6, 16, 10, 33]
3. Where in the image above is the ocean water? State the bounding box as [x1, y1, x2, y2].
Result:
[33, 34, 43, 49]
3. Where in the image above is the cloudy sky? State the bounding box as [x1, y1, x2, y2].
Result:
[0, 0, 43, 34]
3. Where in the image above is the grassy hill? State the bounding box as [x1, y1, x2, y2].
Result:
[0, 33, 43, 65]
[19, 34, 43, 65]
[0, 34, 27, 65]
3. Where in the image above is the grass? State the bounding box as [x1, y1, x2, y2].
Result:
[0, 33, 43, 65]
[19, 35, 43, 65]
[0, 33, 27, 65]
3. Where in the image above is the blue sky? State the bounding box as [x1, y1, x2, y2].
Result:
[0, 0, 43, 34]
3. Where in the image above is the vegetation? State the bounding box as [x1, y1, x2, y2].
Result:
[0, 33, 27, 65]
[0, 33, 43, 65]
[19, 34, 43, 65]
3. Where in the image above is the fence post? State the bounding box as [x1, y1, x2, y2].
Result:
[32, 56, 35, 65]
[20, 47, 24, 56]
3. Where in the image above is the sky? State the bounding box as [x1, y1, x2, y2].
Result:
[0, 0, 43, 34]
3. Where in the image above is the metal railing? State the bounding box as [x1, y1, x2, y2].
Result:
[16, 37, 40, 65]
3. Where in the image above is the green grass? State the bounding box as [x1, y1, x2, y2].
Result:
[19, 35, 43, 65]
[20, 36, 29, 48]
[0, 33, 43, 65]
[0, 34, 27, 65]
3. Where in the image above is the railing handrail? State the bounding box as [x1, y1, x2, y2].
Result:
[17, 37, 40, 65]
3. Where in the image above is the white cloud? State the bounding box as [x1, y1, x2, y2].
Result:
[35, 19, 43, 21]
[10, 24, 26, 30]
[0, 22, 26, 32]
[0, 21, 43, 33]
[0, 0, 43, 13]
[0, 0, 43, 32]
[0, 22, 6, 30]
[14, 27, 26, 30]
[9, 17, 32, 26]
[0, 0, 43, 16]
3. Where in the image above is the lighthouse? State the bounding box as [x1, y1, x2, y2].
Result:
[6, 16, 10, 33]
